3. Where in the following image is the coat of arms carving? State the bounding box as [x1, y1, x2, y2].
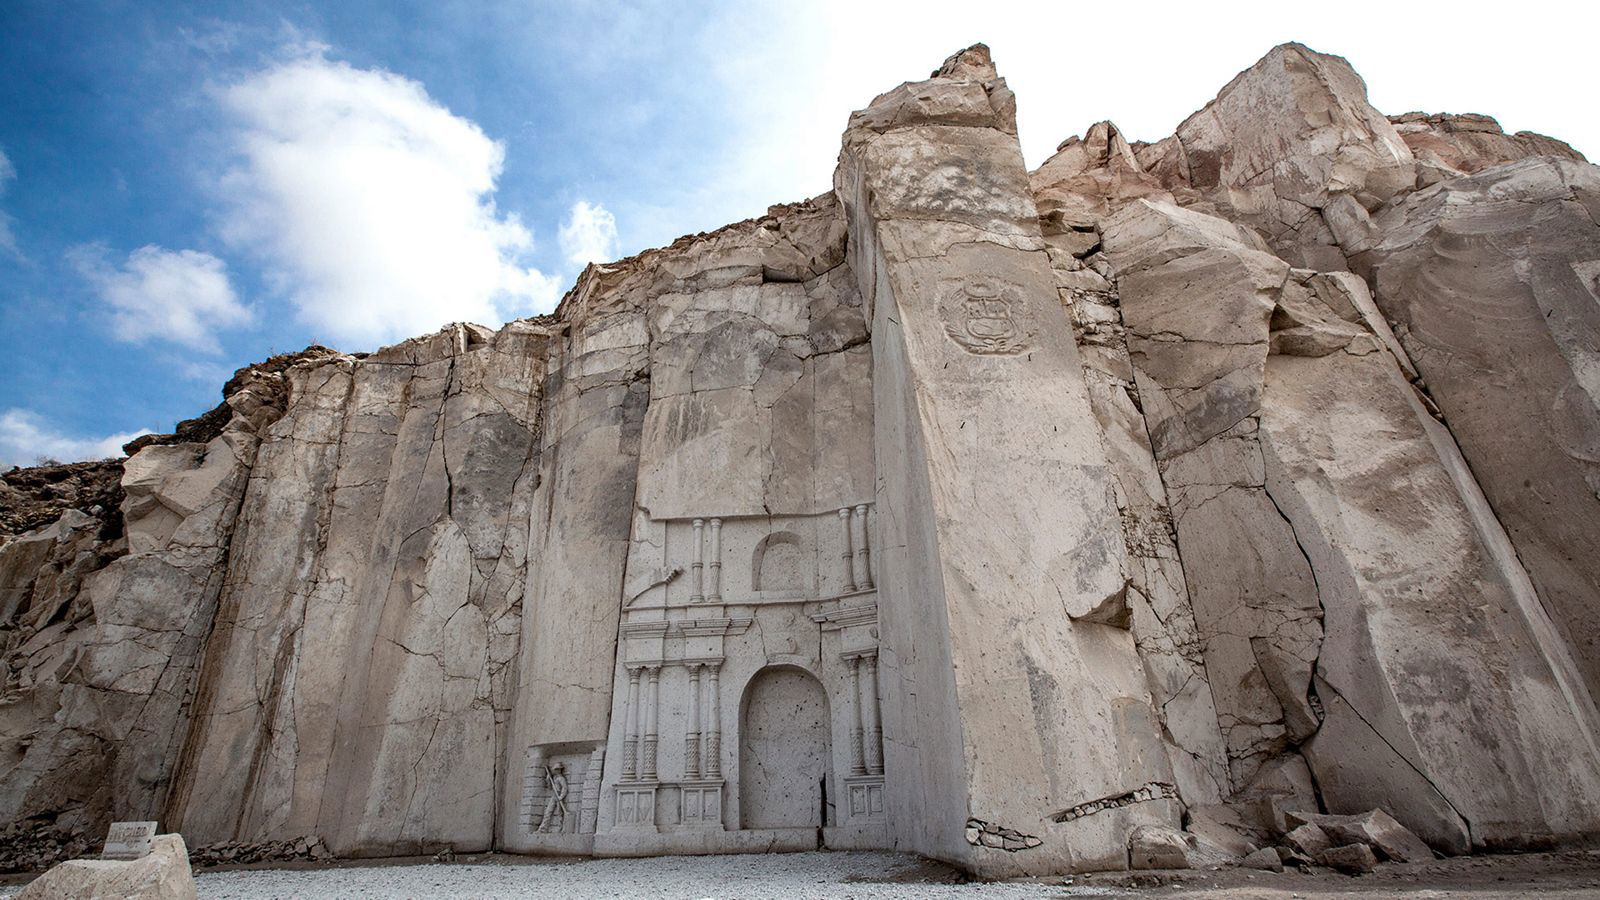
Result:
[942, 277, 1033, 355]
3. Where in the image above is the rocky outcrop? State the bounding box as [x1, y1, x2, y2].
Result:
[3, 39, 1600, 879]
[1389, 112, 1586, 179]
[0, 461, 125, 542]
[1137, 42, 1417, 270]
[0, 361, 298, 868]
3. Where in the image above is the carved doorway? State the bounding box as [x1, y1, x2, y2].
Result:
[739, 665, 831, 830]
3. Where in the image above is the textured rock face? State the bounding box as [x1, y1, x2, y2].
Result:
[837, 45, 1176, 876]
[164, 324, 550, 856]
[1353, 158, 1600, 707]
[3, 40, 1600, 877]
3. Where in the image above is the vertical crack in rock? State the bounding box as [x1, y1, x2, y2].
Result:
[1259, 482, 1326, 743]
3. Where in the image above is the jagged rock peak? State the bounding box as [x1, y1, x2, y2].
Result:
[932, 42, 996, 80]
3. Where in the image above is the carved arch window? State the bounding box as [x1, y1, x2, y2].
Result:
[752, 531, 807, 595]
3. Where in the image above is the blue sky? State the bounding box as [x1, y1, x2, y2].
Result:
[2, 0, 1594, 467]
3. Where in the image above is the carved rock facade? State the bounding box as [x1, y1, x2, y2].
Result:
[3, 42, 1599, 877]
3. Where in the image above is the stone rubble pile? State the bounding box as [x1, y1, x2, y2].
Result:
[0, 821, 93, 874]
[187, 836, 332, 868]
[1129, 806, 1437, 876]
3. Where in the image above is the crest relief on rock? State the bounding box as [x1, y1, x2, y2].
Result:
[941, 277, 1035, 355]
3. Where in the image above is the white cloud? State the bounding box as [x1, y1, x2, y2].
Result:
[71, 244, 249, 353]
[559, 200, 619, 267]
[176, 19, 244, 57]
[0, 146, 17, 257]
[0, 409, 150, 469]
[217, 53, 561, 349]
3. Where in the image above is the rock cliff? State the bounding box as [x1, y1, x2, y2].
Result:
[3, 42, 1598, 876]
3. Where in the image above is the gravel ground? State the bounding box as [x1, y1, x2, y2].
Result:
[191, 851, 1091, 899]
[7, 847, 1600, 899]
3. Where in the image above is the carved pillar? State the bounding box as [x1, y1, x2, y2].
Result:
[622, 666, 641, 781]
[708, 518, 723, 602]
[642, 666, 661, 781]
[853, 504, 874, 591]
[691, 518, 706, 602]
[578, 746, 605, 833]
[704, 663, 722, 778]
[838, 508, 858, 593]
[863, 651, 884, 775]
[847, 656, 867, 775]
[685, 663, 703, 780]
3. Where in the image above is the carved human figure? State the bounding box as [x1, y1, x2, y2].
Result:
[538, 762, 569, 833]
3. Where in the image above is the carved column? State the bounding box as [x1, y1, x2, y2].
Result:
[685, 663, 703, 780]
[708, 518, 723, 602]
[853, 504, 875, 591]
[578, 746, 606, 833]
[847, 656, 867, 775]
[622, 666, 641, 781]
[838, 508, 858, 593]
[691, 518, 706, 602]
[863, 651, 884, 775]
[642, 666, 660, 781]
[704, 663, 722, 778]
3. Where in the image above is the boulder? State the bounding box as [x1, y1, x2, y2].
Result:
[1185, 804, 1262, 856]
[1128, 825, 1191, 870]
[1276, 846, 1316, 868]
[1127, 825, 1239, 870]
[1240, 847, 1284, 872]
[1286, 809, 1433, 862]
[16, 834, 195, 899]
[1316, 842, 1379, 875]
[1283, 822, 1334, 857]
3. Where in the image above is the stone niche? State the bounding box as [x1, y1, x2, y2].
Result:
[515, 740, 606, 854]
[590, 506, 886, 855]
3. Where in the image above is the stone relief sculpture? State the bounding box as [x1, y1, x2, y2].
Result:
[942, 277, 1035, 355]
[537, 763, 568, 833]
[518, 743, 605, 843]
[593, 506, 884, 851]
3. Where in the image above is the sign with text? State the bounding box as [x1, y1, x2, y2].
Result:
[101, 821, 157, 860]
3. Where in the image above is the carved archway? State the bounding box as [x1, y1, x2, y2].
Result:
[738, 664, 831, 830]
[751, 531, 806, 594]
